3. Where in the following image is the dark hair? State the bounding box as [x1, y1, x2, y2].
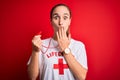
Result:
[50, 3, 72, 20]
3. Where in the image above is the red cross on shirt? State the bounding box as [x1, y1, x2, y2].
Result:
[53, 58, 69, 75]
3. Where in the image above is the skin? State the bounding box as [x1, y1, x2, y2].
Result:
[28, 5, 87, 80]
[51, 6, 71, 51]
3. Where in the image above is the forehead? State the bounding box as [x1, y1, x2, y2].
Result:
[52, 6, 70, 15]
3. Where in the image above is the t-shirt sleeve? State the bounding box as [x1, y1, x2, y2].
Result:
[75, 42, 88, 69]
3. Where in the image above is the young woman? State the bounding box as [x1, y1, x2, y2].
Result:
[28, 4, 88, 80]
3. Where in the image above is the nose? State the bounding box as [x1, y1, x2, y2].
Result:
[59, 18, 63, 26]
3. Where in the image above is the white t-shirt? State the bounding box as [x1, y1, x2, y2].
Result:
[28, 37, 88, 80]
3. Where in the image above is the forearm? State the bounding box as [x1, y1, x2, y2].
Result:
[63, 53, 87, 80]
[28, 51, 39, 80]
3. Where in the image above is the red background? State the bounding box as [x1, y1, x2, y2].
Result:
[0, 0, 120, 80]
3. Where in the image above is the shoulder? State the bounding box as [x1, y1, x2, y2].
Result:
[42, 37, 51, 47]
[70, 38, 87, 57]
[42, 37, 51, 42]
[71, 38, 85, 48]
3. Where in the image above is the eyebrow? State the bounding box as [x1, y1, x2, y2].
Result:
[52, 13, 59, 16]
[52, 13, 69, 16]
[64, 13, 69, 16]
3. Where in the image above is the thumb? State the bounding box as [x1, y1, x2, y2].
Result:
[36, 31, 42, 38]
[37, 35, 42, 38]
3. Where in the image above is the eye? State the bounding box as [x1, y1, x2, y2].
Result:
[64, 16, 68, 20]
[53, 16, 59, 20]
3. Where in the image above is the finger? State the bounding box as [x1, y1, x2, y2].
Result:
[32, 35, 42, 44]
[56, 31, 59, 40]
[36, 31, 42, 39]
[61, 27, 64, 38]
[35, 35, 41, 38]
[63, 27, 67, 38]
[32, 36, 40, 43]
[36, 38, 41, 43]
[36, 40, 42, 46]
[58, 28, 62, 38]
[33, 35, 41, 39]
[33, 38, 42, 48]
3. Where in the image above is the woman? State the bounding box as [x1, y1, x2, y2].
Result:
[28, 4, 88, 80]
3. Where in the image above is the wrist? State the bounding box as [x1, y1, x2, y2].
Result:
[32, 49, 40, 54]
[63, 47, 71, 54]
[32, 46, 41, 52]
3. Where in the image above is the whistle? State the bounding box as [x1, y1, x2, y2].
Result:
[36, 31, 42, 35]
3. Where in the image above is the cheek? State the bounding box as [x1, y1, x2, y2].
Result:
[65, 20, 70, 25]
[52, 20, 58, 27]
[51, 21, 58, 31]
[64, 21, 70, 28]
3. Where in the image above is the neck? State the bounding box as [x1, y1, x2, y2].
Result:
[52, 33, 57, 41]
